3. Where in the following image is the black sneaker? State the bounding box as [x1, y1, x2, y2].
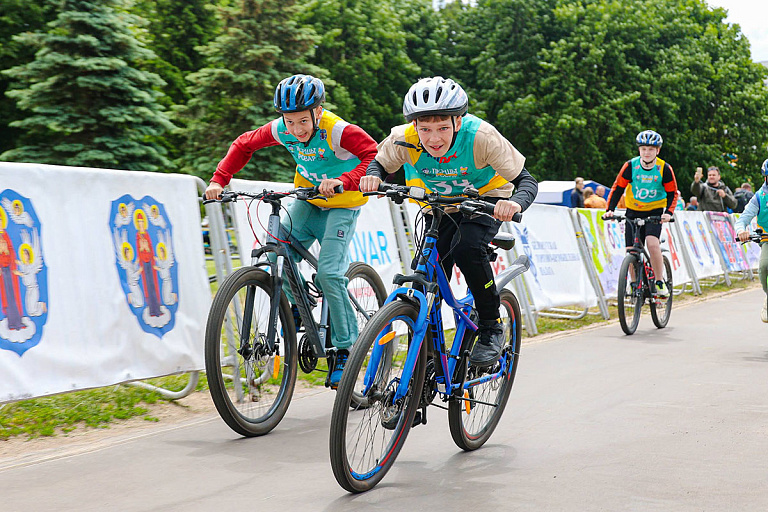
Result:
[329, 349, 349, 389]
[469, 319, 505, 367]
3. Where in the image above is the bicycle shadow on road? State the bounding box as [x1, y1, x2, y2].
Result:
[322, 443, 519, 511]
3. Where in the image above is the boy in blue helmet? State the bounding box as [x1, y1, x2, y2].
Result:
[605, 130, 679, 298]
[360, 76, 539, 368]
[734, 158, 768, 322]
[205, 74, 378, 387]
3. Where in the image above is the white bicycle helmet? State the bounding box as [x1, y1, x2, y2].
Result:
[403, 76, 468, 122]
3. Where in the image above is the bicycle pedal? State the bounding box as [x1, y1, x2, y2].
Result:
[412, 409, 426, 428]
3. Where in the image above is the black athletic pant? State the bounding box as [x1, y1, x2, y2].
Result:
[415, 206, 502, 321]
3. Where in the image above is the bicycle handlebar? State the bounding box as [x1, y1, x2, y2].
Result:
[203, 184, 343, 205]
[365, 183, 522, 223]
[735, 227, 763, 244]
[602, 214, 675, 224]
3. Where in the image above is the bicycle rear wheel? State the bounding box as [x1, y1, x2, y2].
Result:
[329, 300, 427, 493]
[345, 262, 388, 408]
[448, 289, 522, 451]
[204, 267, 297, 437]
[617, 254, 643, 335]
[650, 255, 673, 328]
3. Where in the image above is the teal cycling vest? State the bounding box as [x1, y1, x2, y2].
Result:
[624, 156, 668, 211]
[271, 110, 366, 208]
[403, 115, 506, 196]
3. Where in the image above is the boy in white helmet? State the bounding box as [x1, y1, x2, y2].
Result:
[360, 76, 538, 367]
[734, 158, 768, 322]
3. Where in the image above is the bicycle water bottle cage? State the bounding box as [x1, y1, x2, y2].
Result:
[392, 273, 438, 294]
[304, 279, 320, 308]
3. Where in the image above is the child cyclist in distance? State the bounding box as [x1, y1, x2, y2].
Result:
[204, 74, 378, 387]
[604, 130, 678, 298]
[359, 76, 539, 367]
[734, 158, 768, 323]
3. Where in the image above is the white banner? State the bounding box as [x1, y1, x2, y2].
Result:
[508, 204, 597, 310]
[229, 180, 400, 290]
[660, 221, 692, 285]
[576, 208, 625, 297]
[674, 211, 723, 279]
[0, 163, 210, 402]
[732, 213, 761, 269]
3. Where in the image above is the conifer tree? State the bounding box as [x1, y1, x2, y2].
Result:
[176, 0, 324, 182]
[1, 0, 175, 172]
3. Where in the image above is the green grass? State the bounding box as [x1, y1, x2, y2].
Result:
[1, 272, 758, 441]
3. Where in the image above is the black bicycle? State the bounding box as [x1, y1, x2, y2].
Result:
[203, 187, 387, 436]
[607, 215, 674, 335]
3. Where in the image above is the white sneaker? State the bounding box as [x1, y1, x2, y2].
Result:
[761, 300, 767, 323]
[655, 281, 669, 298]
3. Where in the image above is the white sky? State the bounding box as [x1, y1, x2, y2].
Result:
[708, 0, 768, 62]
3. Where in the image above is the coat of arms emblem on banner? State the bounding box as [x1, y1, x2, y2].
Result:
[0, 190, 48, 356]
[110, 195, 178, 338]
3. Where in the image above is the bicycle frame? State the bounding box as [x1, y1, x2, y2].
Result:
[246, 198, 335, 359]
[364, 207, 528, 405]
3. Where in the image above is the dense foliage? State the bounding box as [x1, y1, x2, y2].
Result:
[1, 0, 766, 190]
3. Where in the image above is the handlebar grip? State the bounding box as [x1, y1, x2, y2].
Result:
[512, 212, 522, 223]
[333, 184, 344, 194]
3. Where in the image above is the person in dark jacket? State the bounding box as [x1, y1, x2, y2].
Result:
[690, 166, 737, 212]
[734, 182, 754, 214]
[571, 177, 585, 208]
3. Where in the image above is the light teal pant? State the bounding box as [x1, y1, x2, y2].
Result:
[279, 200, 360, 349]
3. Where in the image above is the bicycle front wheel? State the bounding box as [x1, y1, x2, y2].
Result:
[329, 300, 427, 493]
[204, 267, 297, 437]
[448, 289, 522, 451]
[650, 255, 673, 328]
[617, 254, 643, 335]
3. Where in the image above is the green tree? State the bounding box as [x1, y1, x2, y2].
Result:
[457, 0, 768, 189]
[176, 0, 323, 182]
[131, 0, 220, 104]
[298, 0, 419, 141]
[0, 0, 56, 154]
[1, 0, 175, 172]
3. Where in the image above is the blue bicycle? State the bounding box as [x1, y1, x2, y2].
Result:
[329, 184, 530, 493]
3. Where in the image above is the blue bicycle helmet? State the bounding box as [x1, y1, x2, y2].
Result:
[274, 74, 325, 113]
[636, 130, 663, 147]
[762, 158, 768, 177]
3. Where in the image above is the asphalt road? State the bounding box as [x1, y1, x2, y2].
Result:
[3, 288, 767, 512]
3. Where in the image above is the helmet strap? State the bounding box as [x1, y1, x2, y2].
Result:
[448, 116, 459, 151]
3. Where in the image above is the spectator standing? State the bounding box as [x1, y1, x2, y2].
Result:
[571, 177, 585, 208]
[685, 196, 698, 211]
[583, 187, 607, 208]
[691, 166, 737, 212]
[734, 182, 754, 213]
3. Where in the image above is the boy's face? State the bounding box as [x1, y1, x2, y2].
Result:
[414, 116, 462, 158]
[638, 145, 660, 163]
[283, 107, 322, 143]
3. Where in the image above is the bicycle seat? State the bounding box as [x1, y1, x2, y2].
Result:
[490, 232, 515, 250]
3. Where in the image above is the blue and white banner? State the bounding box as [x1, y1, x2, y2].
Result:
[0, 163, 210, 402]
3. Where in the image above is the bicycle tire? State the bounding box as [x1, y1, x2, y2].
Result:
[345, 262, 388, 408]
[204, 267, 298, 437]
[617, 254, 643, 335]
[329, 300, 427, 493]
[650, 255, 673, 328]
[448, 289, 522, 451]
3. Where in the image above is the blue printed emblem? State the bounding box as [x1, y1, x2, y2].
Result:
[0, 190, 48, 356]
[110, 195, 178, 338]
